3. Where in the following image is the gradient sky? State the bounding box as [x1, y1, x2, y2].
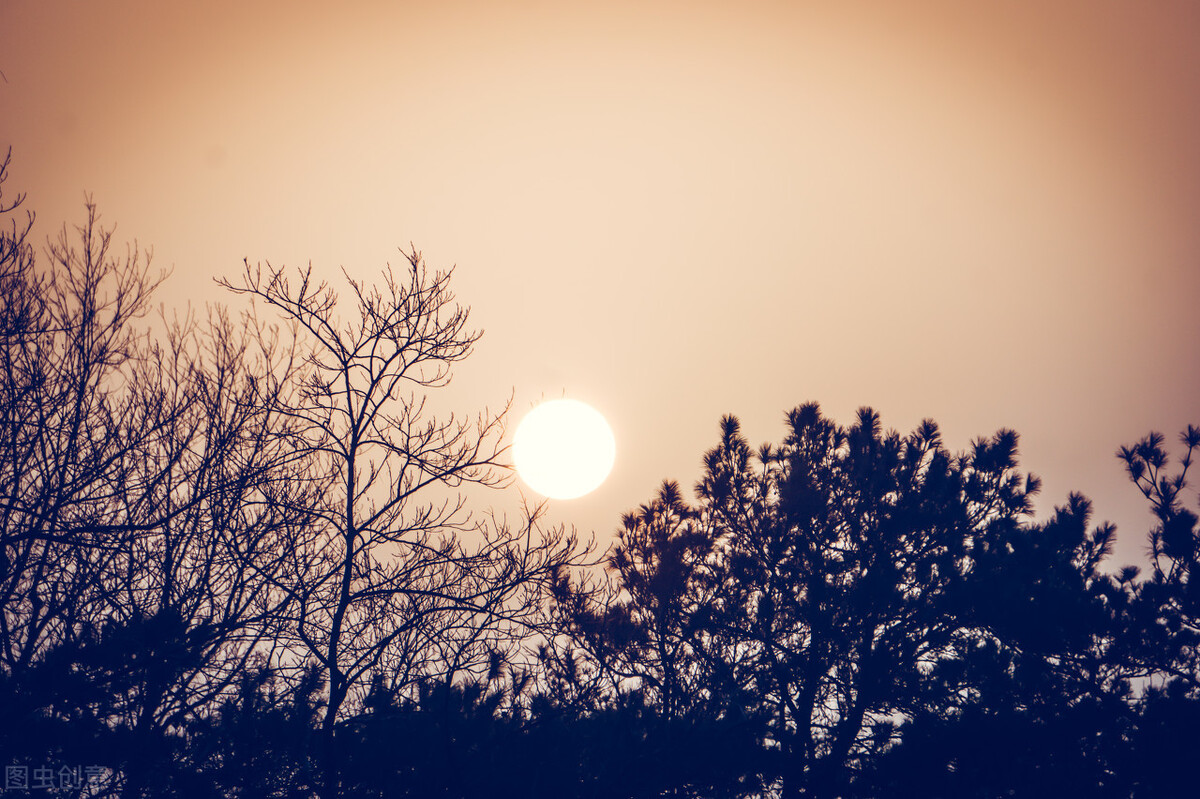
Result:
[3, 0, 1199, 569]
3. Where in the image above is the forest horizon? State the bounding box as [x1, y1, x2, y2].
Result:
[3, 159, 1199, 797]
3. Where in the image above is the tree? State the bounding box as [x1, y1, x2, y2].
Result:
[543, 479, 768, 797]
[219, 257, 588, 797]
[0, 155, 331, 795]
[0, 155, 167, 678]
[1115, 425, 1200, 794]
[556, 403, 1129, 798]
[863, 491, 1135, 798]
[694, 406, 1055, 797]
[1117, 426, 1200, 690]
[0, 150, 589, 795]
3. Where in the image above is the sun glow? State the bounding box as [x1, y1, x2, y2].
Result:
[513, 399, 616, 499]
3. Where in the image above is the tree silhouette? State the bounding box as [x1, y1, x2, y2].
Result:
[1118, 426, 1200, 688]
[218, 256, 589, 797]
[863, 492, 1135, 797]
[544, 479, 768, 797]
[0, 170, 167, 679]
[697, 406, 1056, 797]
[552, 404, 1138, 797]
[1115, 426, 1200, 794]
[0, 153, 317, 795]
[0, 154, 591, 797]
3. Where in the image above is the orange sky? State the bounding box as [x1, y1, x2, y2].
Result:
[3, 0, 1199, 569]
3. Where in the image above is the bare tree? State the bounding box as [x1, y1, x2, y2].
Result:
[220, 254, 588, 797]
[0, 175, 167, 675]
[0, 164, 319, 795]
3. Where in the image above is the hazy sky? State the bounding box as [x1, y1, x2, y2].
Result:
[3, 0, 1198, 569]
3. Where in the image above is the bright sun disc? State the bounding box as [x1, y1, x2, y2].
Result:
[513, 399, 616, 499]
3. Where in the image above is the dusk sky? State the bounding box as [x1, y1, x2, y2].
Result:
[3, 0, 1198, 569]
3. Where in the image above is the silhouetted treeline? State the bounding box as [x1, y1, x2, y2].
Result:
[2, 152, 1199, 798]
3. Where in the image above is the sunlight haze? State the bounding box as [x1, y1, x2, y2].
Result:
[3, 0, 1198, 568]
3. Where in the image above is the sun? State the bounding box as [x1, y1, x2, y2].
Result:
[513, 399, 616, 499]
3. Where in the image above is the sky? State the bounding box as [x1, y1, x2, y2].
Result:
[2, 0, 1198, 570]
